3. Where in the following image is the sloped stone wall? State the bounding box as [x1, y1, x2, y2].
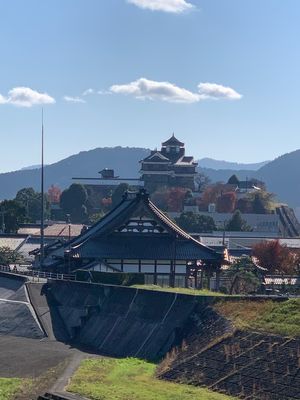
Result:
[159, 322, 300, 400]
[46, 280, 213, 359]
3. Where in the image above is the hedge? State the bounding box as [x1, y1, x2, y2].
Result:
[76, 270, 145, 286]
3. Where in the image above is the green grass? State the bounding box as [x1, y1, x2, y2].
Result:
[68, 358, 235, 400]
[132, 284, 226, 296]
[0, 378, 23, 400]
[215, 298, 300, 337]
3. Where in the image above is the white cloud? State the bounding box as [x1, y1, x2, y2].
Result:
[110, 77, 242, 103]
[63, 96, 86, 104]
[127, 0, 194, 13]
[198, 82, 242, 100]
[82, 88, 94, 96]
[0, 87, 55, 107]
[110, 78, 200, 103]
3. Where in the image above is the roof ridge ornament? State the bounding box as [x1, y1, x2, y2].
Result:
[137, 188, 149, 201]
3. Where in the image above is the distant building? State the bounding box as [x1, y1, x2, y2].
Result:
[140, 134, 198, 192]
[36, 189, 224, 288]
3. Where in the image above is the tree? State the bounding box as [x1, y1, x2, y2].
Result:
[216, 192, 236, 213]
[226, 210, 251, 232]
[227, 174, 240, 185]
[89, 211, 105, 224]
[252, 240, 297, 274]
[151, 187, 188, 212]
[15, 187, 50, 222]
[111, 183, 130, 209]
[247, 190, 276, 213]
[0, 200, 26, 233]
[201, 184, 226, 209]
[175, 212, 216, 233]
[226, 257, 261, 294]
[60, 184, 88, 223]
[0, 246, 24, 265]
[236, 198, 253, 213]
[194, 173, 210, 192]
[167, 187, 188, 212]
[252, 193, 266, 214]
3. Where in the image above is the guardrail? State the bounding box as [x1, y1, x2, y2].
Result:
[0, 265, 75, 281]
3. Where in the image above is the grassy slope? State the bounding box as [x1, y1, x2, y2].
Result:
[68, 358, 235, 400]
[0, 378, 23, 400]
[132, 285, 226, 296]
[215, 298, 300, 337]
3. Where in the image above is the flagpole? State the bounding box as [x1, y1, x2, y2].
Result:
[40, 108, 45, 268]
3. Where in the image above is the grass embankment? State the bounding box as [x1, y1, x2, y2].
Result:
[68, 358, 235, 400]
[132, 284, 226, 296]
[0, 378, 23, 400]
[215, 298, 300, 337]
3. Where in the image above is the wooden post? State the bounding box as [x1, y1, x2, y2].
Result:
[170, 260, 175, 288]
[200, 266, 204, 289]
[185, 262, 189, 288]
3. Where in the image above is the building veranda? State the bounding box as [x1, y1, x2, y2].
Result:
[39, 189, 225, 289]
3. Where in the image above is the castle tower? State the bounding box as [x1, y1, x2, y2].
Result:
[140, 134, 198, 192]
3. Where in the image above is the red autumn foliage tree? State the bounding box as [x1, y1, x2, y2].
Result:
[201, 185, 223, 207]
[167, 187, 188, 212]
[216, 192, 236, 213]
[252, 240, 298, 274]
[47, 185, 61, 204]
[151, 187, 188, 212]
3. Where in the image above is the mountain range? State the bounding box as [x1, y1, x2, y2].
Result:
[197, 158, 269, 171]
[0, 147, 299, 209]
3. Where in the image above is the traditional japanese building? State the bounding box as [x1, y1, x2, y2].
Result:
[140, 134, 198, 192]
[39, 189, 224, 288]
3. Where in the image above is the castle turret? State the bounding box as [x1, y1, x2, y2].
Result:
[140, 134, 198, 192]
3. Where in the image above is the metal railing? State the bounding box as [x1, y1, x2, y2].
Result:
[0, 264, 75, 281]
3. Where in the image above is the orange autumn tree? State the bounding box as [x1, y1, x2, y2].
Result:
[216, 192, 236, 213]
[151, 187, 188, 212]
[252, 240, 298, 274]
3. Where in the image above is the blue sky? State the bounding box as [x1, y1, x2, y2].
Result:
[0, 0, 300, 172]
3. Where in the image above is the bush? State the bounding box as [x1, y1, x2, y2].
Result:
[76, 270, 145, 286]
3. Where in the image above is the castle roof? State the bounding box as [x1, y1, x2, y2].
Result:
[142, 151, 170, 163]
[162, 134, 184, 147]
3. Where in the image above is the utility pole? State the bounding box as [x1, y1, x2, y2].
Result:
[66, 214, 71, 274]
[40, 109, 45, 269]
[0, 208, 5, 233]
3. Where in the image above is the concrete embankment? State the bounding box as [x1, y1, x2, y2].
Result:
[42, 280, 219, 359]
[26, 282, 69, 341]
[39, 280, 300, 400]
[0, 272, 44, 339]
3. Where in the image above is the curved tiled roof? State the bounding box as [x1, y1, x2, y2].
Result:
[162, 134, 184, 147]
[42, 189, 223, 263]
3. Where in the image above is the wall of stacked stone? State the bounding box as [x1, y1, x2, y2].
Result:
[159, 313, 300, 400]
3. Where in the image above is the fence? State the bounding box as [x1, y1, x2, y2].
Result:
[0, 265, 75, 281]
